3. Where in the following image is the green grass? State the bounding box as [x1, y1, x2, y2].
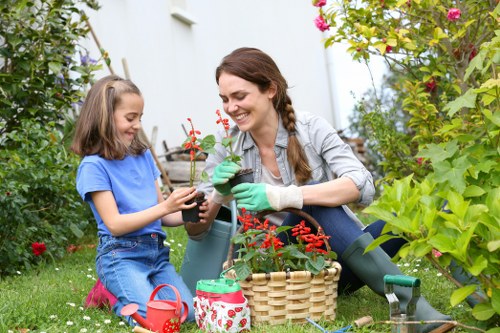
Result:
[0, 226, 480, 333]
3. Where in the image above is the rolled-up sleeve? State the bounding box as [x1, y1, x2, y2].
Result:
[309, 115, 375, 206]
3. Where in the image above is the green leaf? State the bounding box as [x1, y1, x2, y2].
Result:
[48, 62, 62, 74]
[487, 239, 500, 252]
[472, 302, 495, 320]
[463, 185, 486, 198]
[491, 288, 500, 316]
[69, 223, 84, 238]
[444, 89, 477, 117]
[450, 285, 478, 306]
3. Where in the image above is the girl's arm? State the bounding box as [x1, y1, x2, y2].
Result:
[92, 185, 197, 236]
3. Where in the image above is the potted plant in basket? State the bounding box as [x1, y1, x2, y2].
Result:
[215, 109, 254, 187]
[225, 208, 341, 325]
[181, 117, 216, 222]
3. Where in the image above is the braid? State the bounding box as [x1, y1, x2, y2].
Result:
[281, 98, 312, 185]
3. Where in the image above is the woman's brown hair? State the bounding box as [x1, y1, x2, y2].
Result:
[71, 75, 148, 160]
[215, 47, 311, 184]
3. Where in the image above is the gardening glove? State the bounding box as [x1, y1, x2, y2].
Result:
[231, 183, 303, 212]
[211, 160, 240, 204]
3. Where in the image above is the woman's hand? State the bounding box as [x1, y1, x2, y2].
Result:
[231, 183, 303, 211]
[212, 160, 240, 196]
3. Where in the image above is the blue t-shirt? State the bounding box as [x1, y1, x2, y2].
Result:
[76, 149, 165, 238]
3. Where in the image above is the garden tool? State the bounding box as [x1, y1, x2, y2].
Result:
[384, 275, 420, 333]
[306, 316, 374, 332]
[341, 232, 453, 333]
[121, 284, 188, 333]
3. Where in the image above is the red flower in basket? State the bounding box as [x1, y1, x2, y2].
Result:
[230, 208, 336, 280]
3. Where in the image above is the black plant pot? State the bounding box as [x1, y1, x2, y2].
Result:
[229, 169, 254, 188]
[182, 193, 206, 223]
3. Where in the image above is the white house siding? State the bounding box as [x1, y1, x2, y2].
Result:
[83, 0, 341, 154]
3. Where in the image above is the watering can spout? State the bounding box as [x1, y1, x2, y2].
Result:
[121, 303, 157, 331]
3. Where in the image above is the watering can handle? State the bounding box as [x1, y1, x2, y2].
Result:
[384, 275, 421, 287]
[150, 284, 183, 317]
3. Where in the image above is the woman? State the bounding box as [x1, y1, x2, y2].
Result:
[187, 47, 452, 333]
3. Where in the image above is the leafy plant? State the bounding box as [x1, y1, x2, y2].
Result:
[183, 118, 216, 187]
[0, 119, 94, 276]
[314, 0, 499, 329]
[215, 109, 241, 164]
[0, 0, 102, 276]
[230, 208, 337, 280]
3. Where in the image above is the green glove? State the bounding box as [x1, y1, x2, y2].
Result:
[231, 183, 303, 212]
[212, 160, 241, 196]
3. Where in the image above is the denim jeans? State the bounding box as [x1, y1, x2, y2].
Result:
[280, 205, 406, 294]
[96, 233, 195, 325]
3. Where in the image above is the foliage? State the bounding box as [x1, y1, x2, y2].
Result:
[0, 0, 102, 276]
[183, 118, 216, 186]
[314, 0, 499, 328]
[0, 119, 94, 276]
[230, 208, 336, 280]
[0, 0, 101, 137]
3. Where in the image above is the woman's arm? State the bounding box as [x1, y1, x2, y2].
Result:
[92, 185, 197, 236]
[301, 177, 360, 207]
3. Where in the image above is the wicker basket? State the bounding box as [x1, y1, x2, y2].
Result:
[224, 208, 342, 325]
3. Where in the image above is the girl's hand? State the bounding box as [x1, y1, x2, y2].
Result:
[163, 187, 197, 213]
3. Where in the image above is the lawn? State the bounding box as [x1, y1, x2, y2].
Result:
[0, 225, 480, 333]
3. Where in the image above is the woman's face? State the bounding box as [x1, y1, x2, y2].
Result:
[113, 93, 144, 147]
[218, 72, 276, 132]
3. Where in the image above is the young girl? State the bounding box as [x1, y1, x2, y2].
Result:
[71, 75, 199, 324]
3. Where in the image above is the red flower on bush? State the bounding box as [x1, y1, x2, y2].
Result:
[447, 8, 461, 21]
[425, 78, 437, 92]
[313, 0, 327, 7]
[32, 242, 47, 256]
[314, 15, 330, 32]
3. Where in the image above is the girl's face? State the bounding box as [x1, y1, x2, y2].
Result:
[218, 72, 276, 132]
[113, 93, 144, 147]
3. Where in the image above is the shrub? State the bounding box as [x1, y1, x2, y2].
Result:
[0, 119, 94, 276]
[0, 0, 102, 276]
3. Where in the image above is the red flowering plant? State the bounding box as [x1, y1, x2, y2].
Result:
[31, 242, 47, 256]
[183, 118, 216, 187]
[215, 109, 240, 164]
[230, 208, 337, 280]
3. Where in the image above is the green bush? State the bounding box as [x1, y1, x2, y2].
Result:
[314, 0, 499, 329]
[0, 0, 102, 276]
[0, 119, 94, 276]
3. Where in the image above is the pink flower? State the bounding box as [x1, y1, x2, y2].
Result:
[313, 0, 327, 7]
[314, 15, 330, 32]
[432, 248, 442, 258]
[447, 8, 461, 21]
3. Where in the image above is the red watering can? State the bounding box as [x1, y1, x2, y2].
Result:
[121, 284, 189, 333]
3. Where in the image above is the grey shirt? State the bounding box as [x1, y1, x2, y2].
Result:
[198, 111, 375, 206]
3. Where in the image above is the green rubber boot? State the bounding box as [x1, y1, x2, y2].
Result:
[342, 233, 451, 333]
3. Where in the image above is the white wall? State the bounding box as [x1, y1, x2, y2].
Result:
[83, 0, 382, 154]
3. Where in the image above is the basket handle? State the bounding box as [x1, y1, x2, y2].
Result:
[226, 208, 332, 266]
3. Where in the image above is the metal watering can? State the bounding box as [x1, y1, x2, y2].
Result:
[121, 284, 189, 333]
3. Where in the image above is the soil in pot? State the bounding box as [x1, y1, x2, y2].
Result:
[182, 192, 206, 223]
[229, 168, 254, 188]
